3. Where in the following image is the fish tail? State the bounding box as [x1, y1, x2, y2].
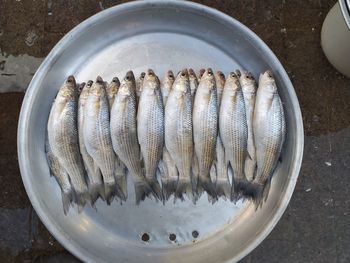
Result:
[231, 177, 249, 202]
[88, 181, 105, 205]
[175, 176, 194, 203]
[216, 178, 231, 200]
[74, 189, 91, 212]
[104, 181, 120, 205]
[146, 176, 164, 202]
[134, 180, 153, 205]
[243, 181, 265, 209]
[115, 175, 128, 201]
[161, 178, 178, 201]
[61, 189, 73, 215]
[197, 175, 217, 201]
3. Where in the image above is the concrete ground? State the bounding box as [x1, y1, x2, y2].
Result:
[0, 0, 350, 262]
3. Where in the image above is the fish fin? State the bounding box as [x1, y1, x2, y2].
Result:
[74, 190, 91, 212]
[93, 164, 106, 201]
[197, 175, 217, 201]
[44, 137, 54, 178]
[263, 177, 272, 203]
[61, 189, 73, 215]
[175, 176, 193, 203]
[216, 178, 231, 201]
[134, 180, 153, 205]
[208, 164, 218, 204]
[104, 181, 119, 205]
[242, 181, 265, 209]
[278, 155, 283, 163]
[113, 157, 128, 201]
[146, 175, 164, 202]
[209, 164, 217, 186]
[115, 175, 127, 201]
[231, 177, 249, 202]
[245, 150, 252, 162]
[88, 180, 105, 206]
[161, 177, 178, 202]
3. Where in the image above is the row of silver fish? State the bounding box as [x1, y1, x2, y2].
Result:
[46, 68, 285, 214]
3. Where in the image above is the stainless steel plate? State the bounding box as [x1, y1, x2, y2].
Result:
[17, 1, 304, 262]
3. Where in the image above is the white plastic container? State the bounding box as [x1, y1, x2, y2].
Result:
[321, 0, 350, 77]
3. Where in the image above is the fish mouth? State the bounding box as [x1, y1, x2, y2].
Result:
[167, 70, 174, 79]
[216, 71, 225, 80]
[207, 68, 213, 76]
[147, 69, 155, 77]
[265, 70, 273, 78]
[198, 68, 205, 78]
[243, 72, 255, 81]
[125, 71, 135, 82]
[180, 68, 188, 78]
[112, 77, 120, 84]
[229, 72, 237, 78]
[96, 76, 104, 84]
[66, 75, 76, 85]
[86, 80, 93, 87]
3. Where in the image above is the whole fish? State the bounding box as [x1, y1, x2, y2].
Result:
[47, 76, 90, 208]
[106, 77, 120, 109]
[159, 70, 177, 201]
[106, 76, 128, 196]
[239, 71, 257, 181]
[110, 71, 153, 204]
[78, 80, 105, 204]
[219, 72, 248, 201]
[192, 68, 218, 200]
[165, 69, 194, 201]
[83, 76, 126, 203]
[250, 70, 285, 205]
[45, 138, 73, 214]
[189, 68, 198, 100]
[136, 72, 145, 101]
[137, 69, 164, 201]
[212, 71, 230, 200]
[161, 70, 174, 105]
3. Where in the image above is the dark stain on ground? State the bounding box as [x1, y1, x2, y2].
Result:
[0, 0, 349, 262]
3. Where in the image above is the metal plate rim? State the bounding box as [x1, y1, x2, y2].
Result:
[17, 1, 304, 262]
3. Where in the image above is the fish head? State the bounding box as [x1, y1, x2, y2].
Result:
[199, 68, 216, 95]
[166, 70, 175, 82]
[90, 76, 106, 97]
[58, 76, 77, 101]
[188, 68, 197, 80]
[77, 82, 86, 95]
[173, 69, 189, 94]
[138, 72, 146, 84]
[106, 77, 120, 98]
[119, 71, 136, 96]
[224, 72, 241, 95]
[215, 71, 225, 88]
[86, 80, 93, 88]
[143, 69, 160, 94]
[240, 71, 257, 93]
[259, 70, 277, 94]
[198, 68, 205, 80]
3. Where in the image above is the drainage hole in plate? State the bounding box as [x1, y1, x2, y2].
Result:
[192, 230, 199, 238]
[169, 233, 176, 242]
[141, 233, 150, 242]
